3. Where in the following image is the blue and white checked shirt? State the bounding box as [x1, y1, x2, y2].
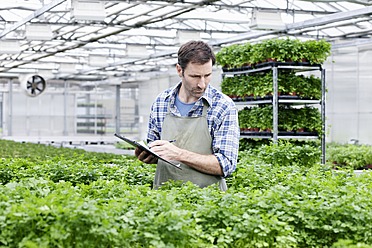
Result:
[147, 82, 240, 177]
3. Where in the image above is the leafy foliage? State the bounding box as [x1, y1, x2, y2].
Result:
[327, 143, 372, 170]
[238, 105, 322, 133]
[216, 38, 331, 68]
[221, 72, 322, 100]
[0, 139, 372, 247]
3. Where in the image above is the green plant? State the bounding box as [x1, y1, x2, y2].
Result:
[217, 38, 332, 68]
[326, 143, 372, 170]
[238, 105, 322, 133]
[303, 39, 332, 64]
[1, 140, 372, 247]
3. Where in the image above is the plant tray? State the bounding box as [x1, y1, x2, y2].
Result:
[254, 61, 321, 69]
[240, 131, 272, 137]
[222, 61, 322, 73]
[222, 65, 253, 72]
[279, 131, 318, 136]
[232, 95, 315, 102]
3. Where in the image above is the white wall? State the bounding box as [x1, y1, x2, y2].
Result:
[325, 45, 372, 145]
[3, 92, 76, 136]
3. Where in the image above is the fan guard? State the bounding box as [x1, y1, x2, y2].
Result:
[23, 75, 46, 97]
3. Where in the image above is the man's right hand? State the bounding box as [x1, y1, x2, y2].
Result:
[135, 147, 158, 164]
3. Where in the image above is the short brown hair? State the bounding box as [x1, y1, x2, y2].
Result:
[177, 40, 216, 71]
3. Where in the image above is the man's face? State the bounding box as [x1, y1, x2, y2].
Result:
[177, 59, 213, 102]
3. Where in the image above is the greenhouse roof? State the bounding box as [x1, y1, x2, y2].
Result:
[1, 0, 372, 83]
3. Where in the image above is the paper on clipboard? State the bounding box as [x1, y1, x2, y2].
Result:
[114, 133, 182, 170]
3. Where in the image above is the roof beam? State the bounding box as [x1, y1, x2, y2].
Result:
[210, 6, 372, 46]
[287, 6, 372, 30]
[0, 0, 66, 39]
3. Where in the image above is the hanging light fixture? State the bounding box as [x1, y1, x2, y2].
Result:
[88, 55, 108, 67]
[71, 0, 106, 21]
[25, 24, 53, 41]
[176, 30, 201, 44]
[249, 9, 285, 31]
[0, 40, 21, 54]
[125, 44, 148, 58]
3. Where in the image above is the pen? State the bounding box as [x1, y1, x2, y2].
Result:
[169, 139, 176, 143]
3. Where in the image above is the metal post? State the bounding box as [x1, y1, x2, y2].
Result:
[0, 94, 3, 135]
[272, 66, 278, 143]
[8, 79, 13, 136]
[321, 68, 326, 165]
[63, 80, 68, 136]
[115, 84, 121, 134]
[94, 84, 97, 135]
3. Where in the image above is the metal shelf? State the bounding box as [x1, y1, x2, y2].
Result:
[240, 131, 319, 140]
[226, 61, 326, 164]
[222, 61, 322, 76]
[234, 98, 321, 106]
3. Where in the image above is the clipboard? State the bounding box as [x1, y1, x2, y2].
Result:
[114, 133, 182, 170]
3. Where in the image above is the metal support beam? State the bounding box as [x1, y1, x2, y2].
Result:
[115, 84, 121, 135]
[63, 80, 68, 136]
[287, 6, 372, 31]
[321, 69, 326, 165]
[272, 66, 278, 143]
[7, 79, 13, 136]
[211, 6, 372, 46]
[0, 0, 66, 39]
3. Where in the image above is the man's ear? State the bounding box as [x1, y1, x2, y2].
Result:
[176, 63, 183, 77]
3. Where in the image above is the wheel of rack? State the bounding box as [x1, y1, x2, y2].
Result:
[222, 61, 326, 164]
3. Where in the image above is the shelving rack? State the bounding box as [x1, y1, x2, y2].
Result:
[223, 62, 326, 164]
[76, 103, 110, 135]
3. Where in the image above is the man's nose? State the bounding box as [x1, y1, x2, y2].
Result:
[198, 78, 206, 88]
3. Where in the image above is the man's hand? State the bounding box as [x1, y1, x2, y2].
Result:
[149, 140, 223, 176]
[148, 140, 182, 161]
[135, 147, 158, 164]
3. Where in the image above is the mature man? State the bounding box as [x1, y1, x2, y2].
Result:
[135, 40, 239, 190]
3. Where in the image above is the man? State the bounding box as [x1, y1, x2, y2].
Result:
[135, 40, 239, 190]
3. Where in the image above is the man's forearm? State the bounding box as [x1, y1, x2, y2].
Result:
[148, 140, 224, 176]
[177, 149, 223, 176]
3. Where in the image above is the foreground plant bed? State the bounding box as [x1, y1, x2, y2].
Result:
[1, 140, 372, 247]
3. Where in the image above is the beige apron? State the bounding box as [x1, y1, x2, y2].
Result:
[153, 100, 227, 191]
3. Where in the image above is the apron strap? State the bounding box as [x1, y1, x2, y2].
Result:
[201, 97, 209, 116]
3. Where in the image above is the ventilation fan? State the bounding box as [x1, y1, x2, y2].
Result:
[20, 74, 47, 97]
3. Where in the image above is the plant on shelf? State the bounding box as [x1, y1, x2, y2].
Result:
[237, 42, 254, 67]
[239, 105, 322, 134]
[222, 71, 323, 101]
[216, 43, 254, 69]
[239, 106, 273, 132]
[215, 44, 241, 69]
[258, 38, 303, 63]
[303, 106, 322, 133]
[221, 76, 237, 98]
[216, 38, 331, 69]
[302, 39, 332, 64]
[305, 75, 322, 99]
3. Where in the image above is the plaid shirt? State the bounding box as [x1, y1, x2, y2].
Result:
[147, 82, 240, 177]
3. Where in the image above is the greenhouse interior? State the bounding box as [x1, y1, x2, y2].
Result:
[1, 0, 372, 247]
[1, 0, 372, 146]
